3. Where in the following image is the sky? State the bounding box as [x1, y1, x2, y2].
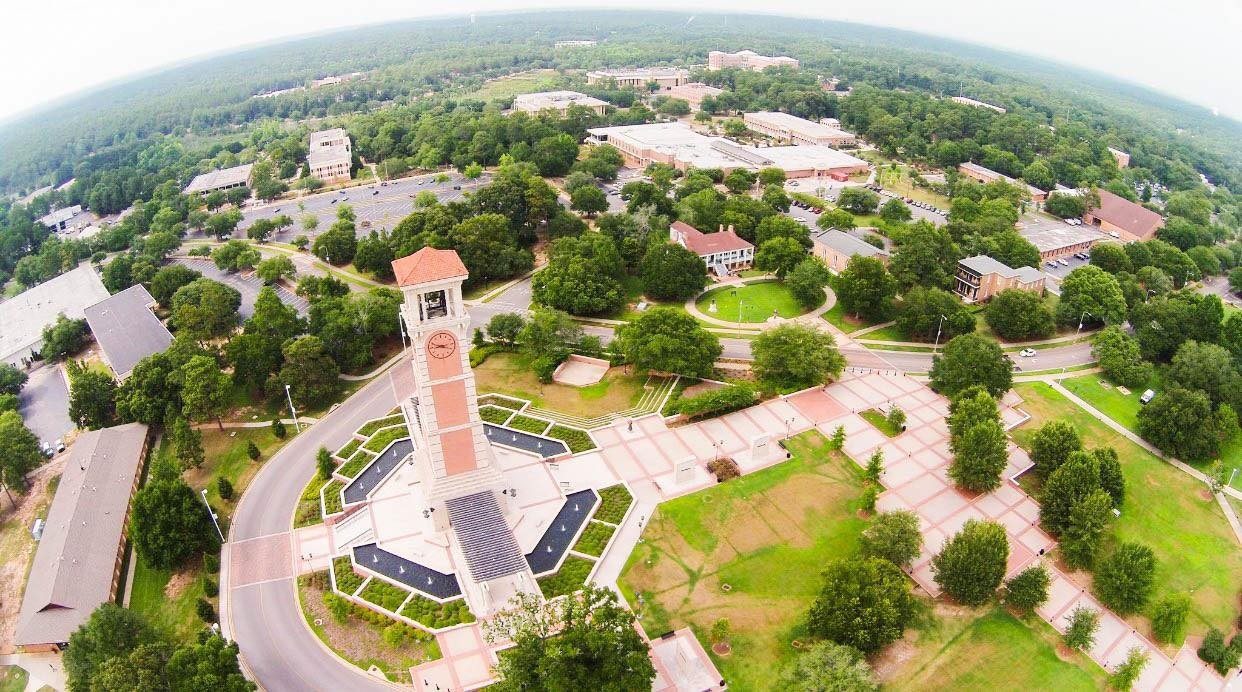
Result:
[4, 0, 1241, 123]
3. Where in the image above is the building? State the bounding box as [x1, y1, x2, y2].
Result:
[953, 255, 1045, 303]
[586, 122, 869, 179]
[585, 67, 690, 89]
[183, 163, 254, 196]
[14, 423, 149, 652]
[1108, 147, 1131, 168]
[512, 90, 608, 116]
[666, 82, 723, 111]
[254, 85, 307, 99]
[311, 72, 363, 88]
[554, 40, 596, 48]
[83, 285, 173, 381]
[1017, 220, 1108, 261]
[811, 229, 889, 272]
[743, 111, 856, 147]
[1, 264, 110, 368]
[308, 128, 353, 184]
[670, 221, 754, 276]
[958, 162, 1047, 204]
[38, 205, 84, 232]
[707, 50, 799, 71]
[1083, 189, 1163, 242]
[950, 96, 1007, 114]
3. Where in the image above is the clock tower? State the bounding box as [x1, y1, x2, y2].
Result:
[391, 247, 508, 531]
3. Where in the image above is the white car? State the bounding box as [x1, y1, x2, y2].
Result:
[1019, 348, 1037, 357]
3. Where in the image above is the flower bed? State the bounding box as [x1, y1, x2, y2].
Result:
[593, 484, 634, 525]
[478, 394, 524, 410]
[335, 437, 361, 460]
[363, 426, 409, 453]
[546, 425, 595, 453]
[359, 578, 411, 613]
[332, 556, 365, 595]
[507, 414, 550, 435]
[296, 476, 328, 528]
[537, 555, 595, 598]
[358, 414, 406, 438]
[399, 595, 476, 630]
[479, 405, 513, 425]
[322, 480, 345, 515]
[338, 449, 377, 479]
[571, 521, 616, 557]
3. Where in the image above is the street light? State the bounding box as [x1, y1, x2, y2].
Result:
[933, 314, 949, 352]
[285, 384, 302, 434]
[200, 489, 225, 543]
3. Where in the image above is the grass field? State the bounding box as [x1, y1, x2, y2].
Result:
[473, 352, 648, 417]
[819, 300, 874, 334]
[1012, 382, 1242, 635]
[185, 427, 290, 513]
[695, 281, 809, 323]
[0, 666, 28, 692]
[618, 431, 869, 690]
[463, 69, 567, 102]
[129, 554, 207, 641]
[860, 409, 902, 437]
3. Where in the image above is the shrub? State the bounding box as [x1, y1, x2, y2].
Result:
[271, 418, 287, 439]
[1064, 606, 1099, 651]
[572, 521, 616, 557]
[203, 552, 220, 574]
[479, 405, 513, 425]
[216, 477, 234, 500]
[1149, 593, 1191, 644]
[196, 598, 216, 623]
[331, 556, 365, 595]
[507, 414, 550, 434]
[359, 578, 411, 612]
[594, 484, 634, 524]
[335, 438, 361, 460]
[322, 480, 345, 514]
[338, 449, 377, 479]
[363, 426, 408, 452]
[546, 425, 596, 453]
[203, 577, 219, 598]
[676, 385, 757, 420]
[247, 440, 261, 461]
[707, 457, 741, 482]
[537, 556, 596, 598]
[357, 414, 406, 437]
[860, 485, 878, 512]
[323, 592, 351, 623]
[1003, 564, 1050, 612]
[532, 355, 561, 383]
[1196, 628, 1242, 675]
[399, 595, 476, 629]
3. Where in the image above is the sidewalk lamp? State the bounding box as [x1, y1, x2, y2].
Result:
[285, 384, 301, 434]
[201, 488, 225, 543]
[933, 314, 949, 352]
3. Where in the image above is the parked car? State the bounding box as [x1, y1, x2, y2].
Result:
[54, 439, 65, 453]
[1046, 261, 1058, 269]
[1057, 259, 1069, 267]
[1019, 348, 1036, 357]
[1140, 389, 1156, 405]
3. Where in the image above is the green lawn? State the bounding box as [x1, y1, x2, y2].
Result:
[860, 409, 902, 437]
[462, 69, 566, 101]
[695, 281, 808, 323]
[473, 352, 649, 418]
[129, 553, 207, 641]
[187, 427, 290, 512]
[819, 300, 873, 334]
[0, 666, 29, 692]
[1012, 382, 1242, 634]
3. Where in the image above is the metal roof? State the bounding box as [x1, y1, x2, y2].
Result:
[812, 229, 888, 258]
[83, 285, 172, 379]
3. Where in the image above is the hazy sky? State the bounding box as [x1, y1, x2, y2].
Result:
[5, 0, 1241, 123]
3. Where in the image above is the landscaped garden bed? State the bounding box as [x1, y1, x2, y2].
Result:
[335, 437, 361, 460]
[359, 578, 412, 613]
[537, 555, 596, 598]
[295, 476, 328, 528]
[399, 594, 476, 630]
[860, 409, 902, 437]
[332, 556, 365, 595]
[546, 424, 596, 453]
[363, 426, 409, 453]
[338, 448, 378, 479]
[322, 480, 345, 515]
[571, 521, 616, 557]
[358, 414, 407, 438]
[506, 414, 551, 435]
[479, 405, 514, 425]
[478, 393, 525, 410]
[594, 484, 634, 525]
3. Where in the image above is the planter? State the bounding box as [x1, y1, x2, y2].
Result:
[711, 642, 732, 656]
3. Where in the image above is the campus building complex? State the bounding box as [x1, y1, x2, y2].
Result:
[811, 229, 889, 272]
[513, 90, 608, 116]
[707, 50, 799, 71]
[670, 221, 754, 277]
[958, 162, 1048, 204]
[743, 111, 856, 147]
[84, 284, 173, 381]
[950, 96, 1007, 113]
[953, 255, 1045, 303]
[586, 122, 869, 179]
[0, 264, 109, 368]
[183, 163, 254, 196]
[1083, 189, 1163, 242]
[585, 67, 690, 89]
[1017, 220, 1108, 261]
[308, 128, 353, 184]
[666, 82, 723, 111]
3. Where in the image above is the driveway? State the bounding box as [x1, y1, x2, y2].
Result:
[18, 364, 73, 445]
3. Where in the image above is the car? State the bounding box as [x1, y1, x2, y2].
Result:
[1140, 389, 1156, 404]
[54, 439, 65, 453]
[380, 181, 388, 186]
[1057, 259, 1069, 267]
[453, 185, 461, 190]
[41, 442, 53, 458]
[1046, 261, 1058, 269]
[274, 208, 280, 213]
[372, 190, 379, 195]
[330, 198, 339, 204]
[789, 181, 799, 187]
[1019, 348, 1036, 357]
[338, 190, 346, 194]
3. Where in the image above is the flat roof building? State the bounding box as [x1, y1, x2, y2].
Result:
[743, 111, 856, 147]
[38, 205, 84, 232]
[1, 264, 110, 368]
[15, 422, 149, 652]
[84, 285, 173, 381]
[585, 67, 690, 89]
[1083, 189, 1163, 242]
[670, 221, 754, 277]
[183, 163, 254, 196]
[586, 122, 869, 179]
[512, 90, 607, 116]
[958, 162, 1047, 203]
[954, 255, 1045, 304]
[707, 50, 799, 71]
[666, 83, 723, 111]
[554, 40, 596, 48]
[308, 128, 353, 184]
[1017, 220, 1108, 260]
[951, 96, 1007, 114]
[811, 229, 889, 273]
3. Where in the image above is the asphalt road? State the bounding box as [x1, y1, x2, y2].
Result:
[18, 364, 73, 445]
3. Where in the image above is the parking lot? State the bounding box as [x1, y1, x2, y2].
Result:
[174, 258, 310, 317]
[1039, 251, 1092, 279]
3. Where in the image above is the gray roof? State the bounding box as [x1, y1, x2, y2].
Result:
[959, 255, 1044, 283]
[812, 229, 888, 258]
[16, 423, 148, 647]
[446, 491, 528, 583]
[84, 285, 173, 379]
[183, 163, 253, 194]
[0, 264, 110, 365]
[1018, 221, 1107, 253]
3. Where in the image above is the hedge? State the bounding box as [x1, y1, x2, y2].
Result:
[572, 521, 616, 557]
[470, 344, 513, 368]
[479, 405, 513, 425]
[399, 595, 476, 630]
[594, 484, 634, 525]
[363, 426, 408, 452]
[295, 477, 327, 528]
[507, 414, 550, 434]
[359, 578, 412, 613]
[332, 556, 365, 595]
[537, 556, 595, 598]
[478, 394, 525, 410]
[322, 480, 345, 515]
[338, 448, 377, 479]
[546, 425, 596, 453]
[335, 437, 361, 460]
[358, 414, 406, 438]
[675, 385, 757, 420]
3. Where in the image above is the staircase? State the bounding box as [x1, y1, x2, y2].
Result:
[445, 491, 528, 583]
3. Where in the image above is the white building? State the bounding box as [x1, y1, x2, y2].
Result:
[743, 111, 856, 147]
[1, 264, 110, 367]
[670, 221, 754, 277]
[554, 40, 596, 48]
[707, 50, 799, 71]
[585, 68, 690, 89]
[951, 96, 1007, 114]
[513, 91, 608, 116]
[308, 128, 353, 184]
[183, 164, 254, 196]
[38, 205, 84, 232]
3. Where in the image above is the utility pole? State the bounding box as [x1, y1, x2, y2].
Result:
[285, 384, 302, 434]
[201, 489, 225, 543]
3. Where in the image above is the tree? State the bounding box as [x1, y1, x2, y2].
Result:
[519, 308, 582, 362]
[762, 184, 790, 212]
[816, 208, 856, 231]
[165, 634, 255, 692]
[929, 334, 1012, 398]
[947, 386, 1000, 440]
[752, 324, 845, 390]
[949, 419, 1007, 492]
[985, 289, 1055, 340]
[754, 237, 806, 278]
[1045, 192, 1086, 219]
[837, 187, 880, 214]
[1063, 606, 1099, 651]
[486, 585, 655, 692]
[1187, 246, 1222, 277]
[1003, 564, 1050, 612]
[807, 557, 915, 654]
[1149, 593, 1191, 644]
[615, 308, 721, 378]
[1089, 243, 1133, 275]
[487, 313, 526, 347]
[639, 243, 708, 301]
[1040, 451, 1105, 535]
[758, 167, 786, 187]
[149, 264, 201, 307]
[93, 643, 173, 692]
[755, 215, 810, 248]
[274, 336, 340, 409]
[859, 510, 922, 568]
[180, 355, 230, 430]
[246, 440, 260, 461]
[171, 416, 204, 470]
[932, 519, 1008, 605]
[1029, 420, 1082, 479]
[895, 286, 974, 342]
[786, 258, 832, 309]
[0, 411, 42, 493]
[778, 642, 877, 692]
[570, 185, 608, 217]
[879, 198, 912, 223]
[41, 315, 89, 361]
[835, 255, 897, 322]
[1110, 648, 1150, 692]
[171, 278, 241, 340]
[227, 335, 278, 391]
[888, 222, 959, 290]
[1166, 340, 1242, 411]
[317, 447, 335, 479]
[217, 476, 234, 500]
[0, 363, 28, 396]
[1137, 386, 1225, 462]
[723, 168, 758, 194]
[205, 209, 243, 240]
[532, 133, 581, 177]
[255, 256, 295, 284]
[1060, 489, 1113, 569]
[1056, 266, 1127, 328]
[1094, 542, 1156, 614]
[130, 475, 217, 569]
[533, 234, 625, 316]
[1197, 628, 1242, 675]
[67, 360, 117, 429]
[246, 218, 276, 243]
[64, 603, 155, 692]
[1092, 326, 1152, 389]
[312, 220, 357, 265]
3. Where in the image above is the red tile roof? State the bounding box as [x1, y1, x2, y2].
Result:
[391, 247, 469, 286]
[1087, 190, 1163, 241]
[672, 221, 754, 256]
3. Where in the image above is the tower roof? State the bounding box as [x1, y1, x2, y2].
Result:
[391, 247, 469, 286]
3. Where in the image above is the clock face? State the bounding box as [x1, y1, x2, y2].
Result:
[426, 331, 457, 360]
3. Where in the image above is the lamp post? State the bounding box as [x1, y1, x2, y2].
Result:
[1146, 289, 1156, 303]
[285, 384, 301, 434]
[933, 314, 949, 352]
[1062, 311, 1093, 377]
[200, 489, 225, 543]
